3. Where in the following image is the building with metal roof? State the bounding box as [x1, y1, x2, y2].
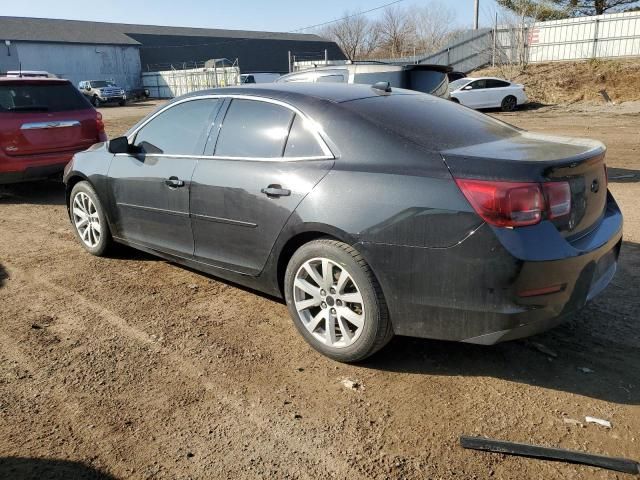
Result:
[0, 16, 345, 89]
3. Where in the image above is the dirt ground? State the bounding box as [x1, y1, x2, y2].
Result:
[0, 101, 638, 480]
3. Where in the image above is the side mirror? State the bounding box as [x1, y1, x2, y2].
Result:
[463, 85, 473, 90]
[108, 136, 130, 154]
[85, 86, 91, 91]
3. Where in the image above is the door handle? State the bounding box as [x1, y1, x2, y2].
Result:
[261, 185, 291, 198]
[165, 176, 185, 188]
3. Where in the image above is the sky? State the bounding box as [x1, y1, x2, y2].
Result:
[1, 0, 501, 32]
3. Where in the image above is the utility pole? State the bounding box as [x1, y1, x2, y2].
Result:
[473, 0, 480, 30]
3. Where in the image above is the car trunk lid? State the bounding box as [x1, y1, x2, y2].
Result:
[442, 132, 608, 239]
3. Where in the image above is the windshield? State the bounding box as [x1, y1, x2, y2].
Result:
[90, 81, 116, 88]
[449, 78, 472, 91]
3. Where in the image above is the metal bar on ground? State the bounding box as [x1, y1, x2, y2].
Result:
[460, 436, 640, 475]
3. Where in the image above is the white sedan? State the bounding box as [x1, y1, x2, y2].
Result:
[449, 77, 527, 111]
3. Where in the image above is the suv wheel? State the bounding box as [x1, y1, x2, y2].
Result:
[69, 181, 112, 256]
[91, 96, 101, 107]
[284, 239, 393, 362]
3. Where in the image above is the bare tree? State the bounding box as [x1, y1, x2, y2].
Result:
[490, 1, 552, 78]
[376, 6, 416, 58]
[411, 2, 458, 54]
[318, 11, 380, 61]
[318, 1, 459, 61]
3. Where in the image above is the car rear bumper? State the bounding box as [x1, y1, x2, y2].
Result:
[0, 163, 68, 184]
[356, 193, 623, 343]
[0, 150, 81, 184]
[99, 96, 125, 103]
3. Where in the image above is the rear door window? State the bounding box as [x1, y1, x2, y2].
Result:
[0, 82, 90, 112]
[284, 115, 326, 158]
[486, 79, 510, 88]
[215, 99, 294, 158]
[133, 98, 221, 155]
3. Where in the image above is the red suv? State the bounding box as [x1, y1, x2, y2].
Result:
[0, 77, 107, 184]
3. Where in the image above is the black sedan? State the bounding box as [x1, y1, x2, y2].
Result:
[63, 83, 622, 362]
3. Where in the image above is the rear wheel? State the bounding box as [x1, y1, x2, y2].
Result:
[69, 181, 112, 256]
[501, 95, 518, 112]
[284, 239, 393, 362]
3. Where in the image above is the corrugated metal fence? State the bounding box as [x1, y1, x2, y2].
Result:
[525, 12, 640, 62]
[142, 65, 240, 98]
[419, 11, 640, 72]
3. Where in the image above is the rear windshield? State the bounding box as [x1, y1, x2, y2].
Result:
[341, 93, 520, 150]
[0, 83, 90, 113]
[408, 70, 448, 94]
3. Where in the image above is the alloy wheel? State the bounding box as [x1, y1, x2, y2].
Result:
[503, 96, 517, 111]
[72, 192, 101, 248]
[293, 257, 365, 348]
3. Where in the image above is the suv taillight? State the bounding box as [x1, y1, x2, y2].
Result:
[96, 112, 107, 141]
[455, 179, 571, 228]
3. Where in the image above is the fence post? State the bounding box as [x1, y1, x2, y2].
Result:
[592, 18, 600, 58]
[288, 51, 292, 73]
[492, 13, 498, 67]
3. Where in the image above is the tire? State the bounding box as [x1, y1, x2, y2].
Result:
[91, 96, 100, 107]
[501, 95, 518, 112]
[118, 100, 126, 106]
[284, 239, 393, 362]
[69, 181, 113, 256]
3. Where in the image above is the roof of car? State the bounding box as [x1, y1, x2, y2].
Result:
[182, 82, 421, 105]
[0, 77, 70, 84]
[460, 77, 512, 82]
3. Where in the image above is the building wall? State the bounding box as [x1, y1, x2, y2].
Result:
[130, 33, 345, 73]
[1, 42, 142, 89]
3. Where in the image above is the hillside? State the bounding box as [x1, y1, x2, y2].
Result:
[473, 59, 640, 105]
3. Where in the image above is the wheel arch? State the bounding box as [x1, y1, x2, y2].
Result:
[65, 174, 115, 233]
[65, 173, 91, 213]
[273, 223, 357, 297]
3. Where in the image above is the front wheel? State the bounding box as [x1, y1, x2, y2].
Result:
[501, 95, 518, 112]
[69, 181, 113, 256]
[284, 239, 393, 362]
[118, 99, 126, 106]
[91, 96, 101, 107]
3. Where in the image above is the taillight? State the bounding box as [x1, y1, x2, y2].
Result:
[96, 112, 107, 141]
[455, 179, 571, 228]
[543, 182, 571, 219]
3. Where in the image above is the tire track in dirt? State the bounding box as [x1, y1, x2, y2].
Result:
[0, 262, 363, 479]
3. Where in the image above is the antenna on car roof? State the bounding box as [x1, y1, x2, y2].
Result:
[372, 81, 392, 93]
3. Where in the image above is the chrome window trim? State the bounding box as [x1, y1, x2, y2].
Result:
[126, 94, 335, 160]
[113, 153, 333, 162]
